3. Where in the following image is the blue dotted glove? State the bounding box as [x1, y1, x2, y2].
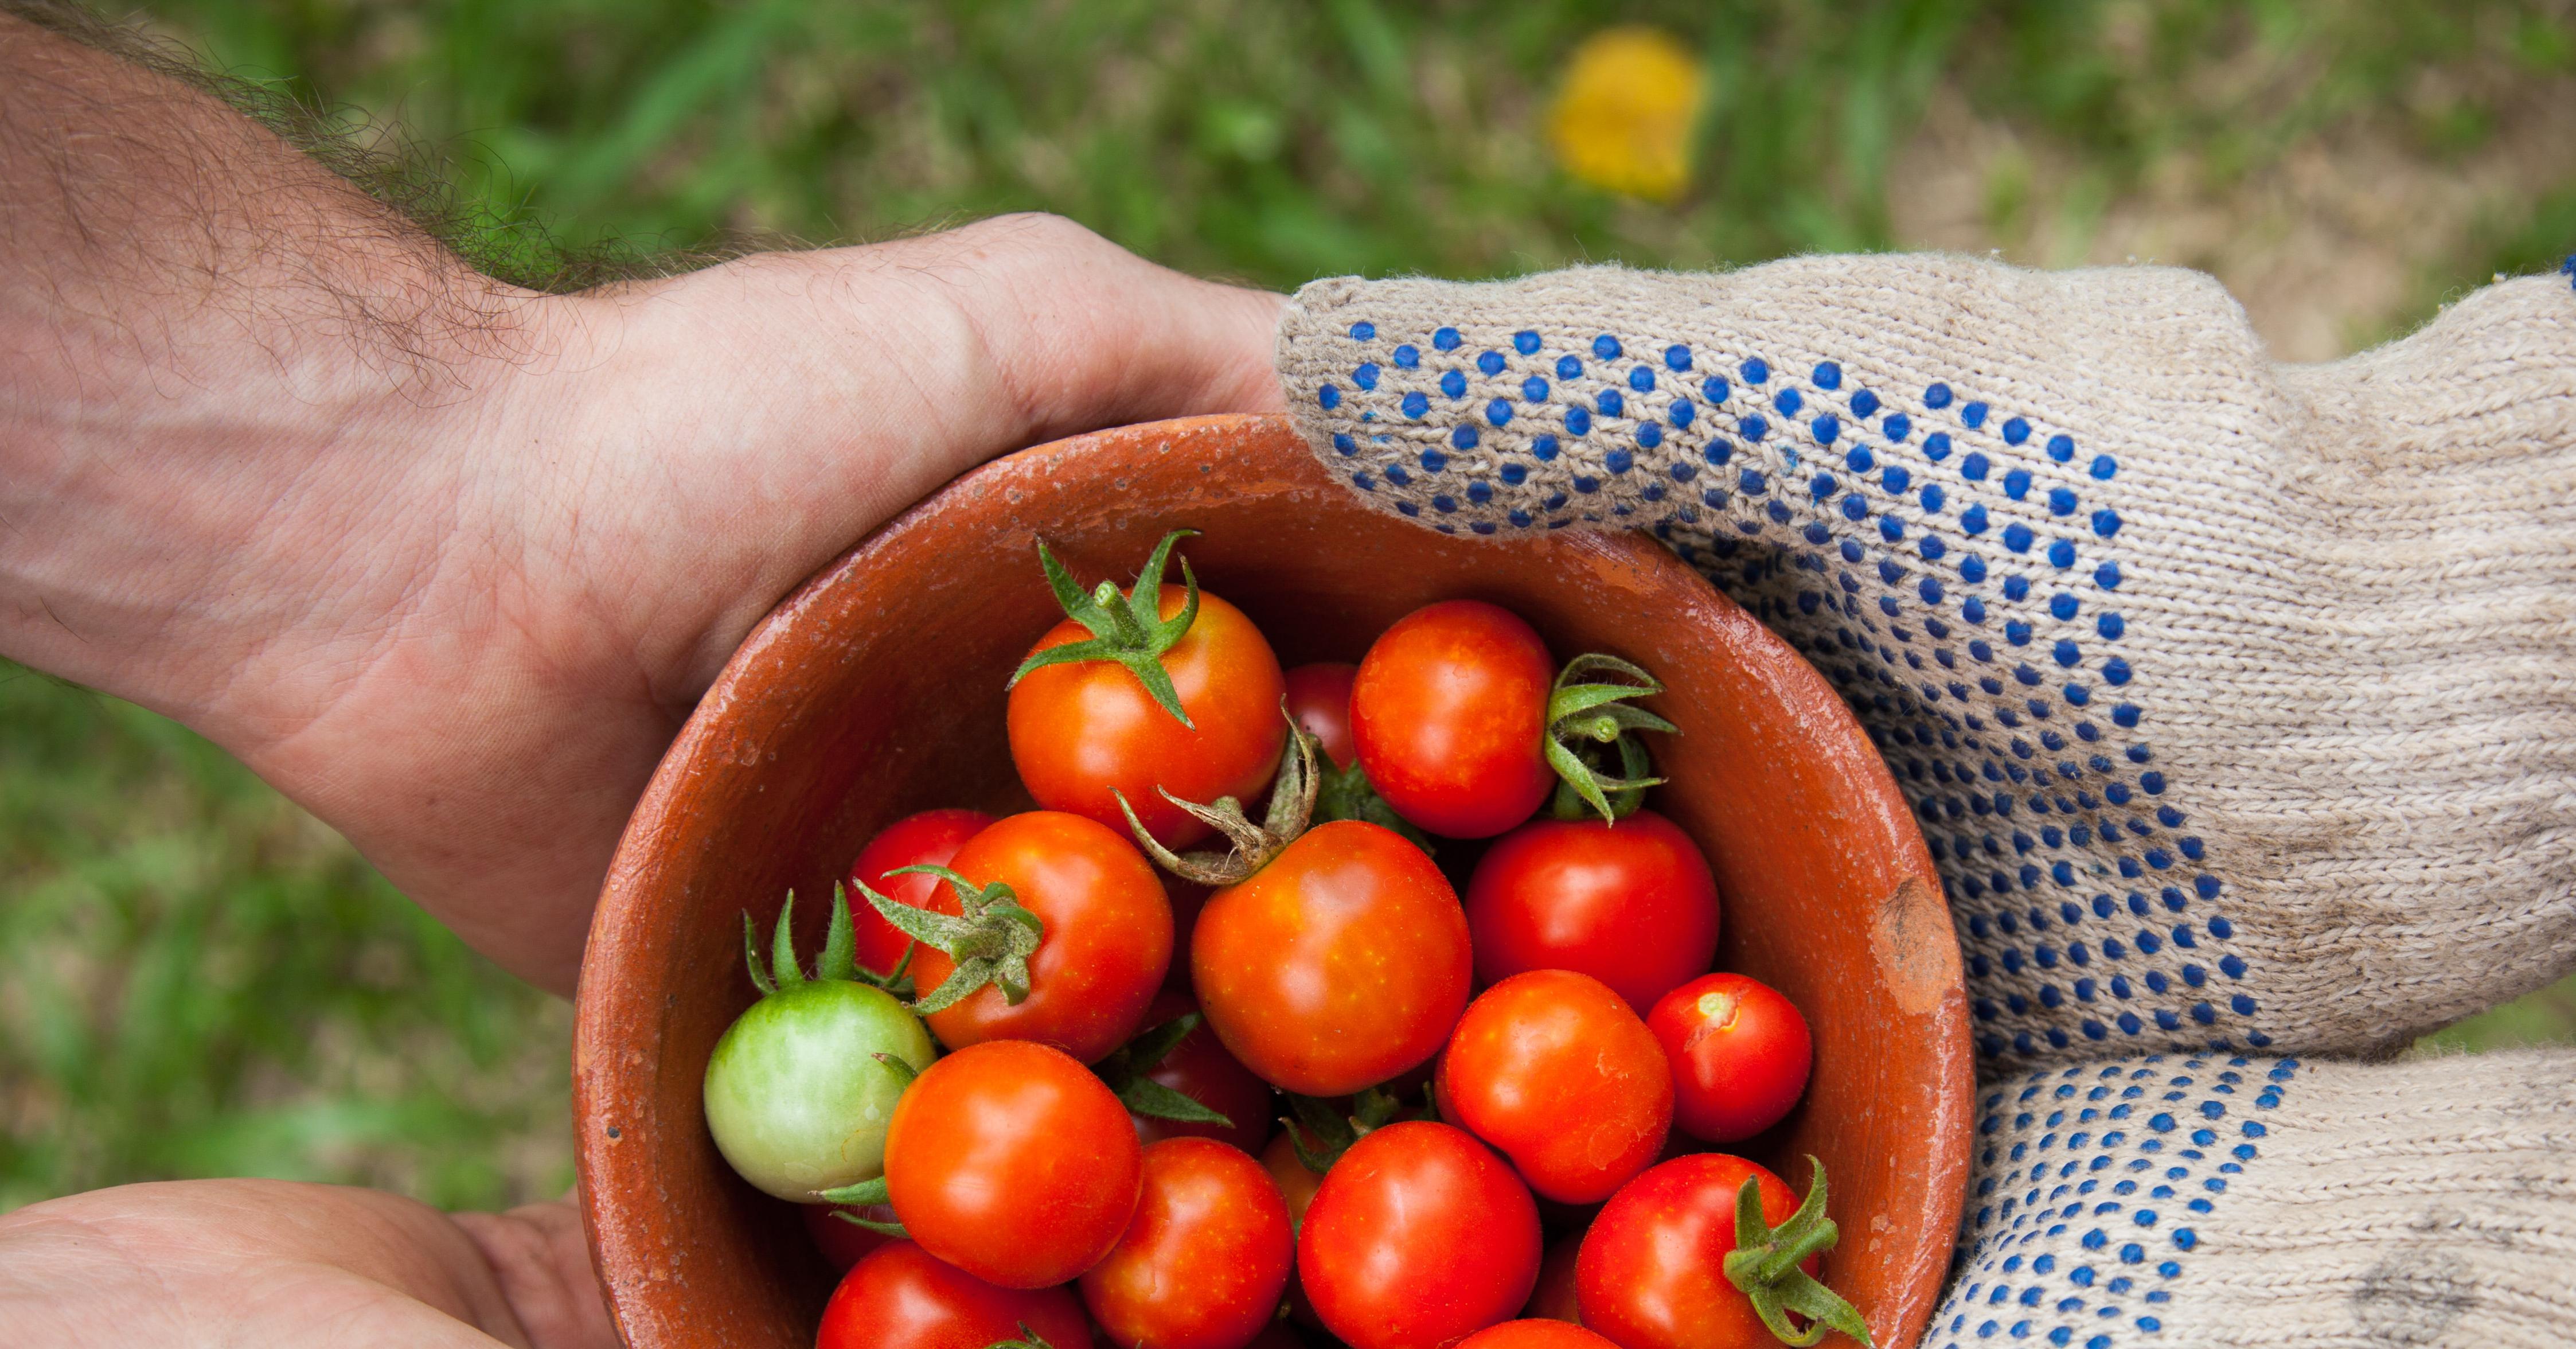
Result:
[1277, 256, 2576, 1346]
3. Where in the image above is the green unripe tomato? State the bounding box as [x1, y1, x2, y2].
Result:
[703, 978, 936, 1202]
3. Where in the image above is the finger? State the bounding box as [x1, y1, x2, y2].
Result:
[450, 1193, 618, 1349]
[0, 1179, 544, 1348]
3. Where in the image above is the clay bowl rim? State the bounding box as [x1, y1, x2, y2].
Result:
[574, 412, 1971, 1349]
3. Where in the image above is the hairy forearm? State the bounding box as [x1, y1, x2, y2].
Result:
[0, 10, 528, 737]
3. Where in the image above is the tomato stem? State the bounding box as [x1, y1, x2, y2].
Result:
[740, 887, 914, 996]
[1542, 653, 1677, 822]
[1720, 1157, 1876, 1347]
[983, 1321, 1057, 1349]
[856, 870, 1047, 1013]
[1006, 529, 1204, 727]
[1279, 1083, 1430, 1173]
[1312, 752, 1435, 853]
[1116, 712, 1321, 886]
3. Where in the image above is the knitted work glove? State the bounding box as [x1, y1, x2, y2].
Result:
[1276, 259, 2576, 1346]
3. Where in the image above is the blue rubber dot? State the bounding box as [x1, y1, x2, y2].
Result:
[1598, 389, 1625, 417]
[1451, 424, 1479, 450]
[2096, 561, 2122, 590]
[1566, 407, 1592, 435]
[1813, 415, 1841, 444]
[1664, 344, 1692, 371]
[1501, 462, 1527, 485]
[2091, 454, 2118, 481]
[1349, 322, 1376, 341]
[1486, 399, 1512, 427]
[1353, 362, 1381, 391]
[2048, 434, 2075, 462]
[2049, 488, 2079, 516]
[2004, 417, 2032, 445]
[1433, 327, 1461, 351]
[1741, 357, 1769, 384]
[1926, 431, 1952, 461]
[1393, 344, 1420, 369]
[1963, 400, 1990, 428]
[1813, 361, 1843, 390]
[1594, 334, 1623, 359]
[1476, 350, 1505, 376]
[1926, 382, 1953, 408]
[1741, 415, 1770, 440]
[1606, 449, 1634, 474]
[1533, 434, 1560, 462]
[1513, 329, 1540, 354]
[1318, 384, 1341, 409]
[2049, 540, 2078, 568]
[1629, 365, 1656, 392]
[1441, 370, 1467, 398]
[2173, 1229, 2197, 1250]
[1963, 453, 1991, 481]
[1400, 391, 1428, 419]
[1701, 376, 1731, 404]
[1332, 433, 1356, 455]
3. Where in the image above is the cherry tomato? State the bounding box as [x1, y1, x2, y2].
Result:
[805, 1200, 901, 1274]
[1575, 1155, 1808, 1349]
[1457, 1322, 1621, 1349]
[1081, 1138, 1295, 1349]
[1283, 661, 1360, 769]
[1438, 970, 1672, 1204]
[1351, 601, 1554, 838]
[912, 810, 1171, 1063]
[848, 809, 995, 976]
[1525, 1234, 1583, 1324]
[1192, 820, 1472, 1095]
[884, 1039, 1143, 1289]
[1010, 583, 1286, 848]
[817, 1240, 1092, 1349]
[1647, 973, 1813, 1143]
[1299, 1121, 1541, 1349]
[1465, 811, 1720, 1015]
[1130, 990, 1275, 1155]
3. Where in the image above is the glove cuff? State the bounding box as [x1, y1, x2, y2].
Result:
[1943, 1050, 2576, 1348]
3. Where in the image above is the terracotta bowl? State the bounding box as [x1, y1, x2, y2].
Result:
[574, 414, 1971, 1349]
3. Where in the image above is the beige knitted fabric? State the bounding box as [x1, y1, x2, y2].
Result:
[1277, 259, 2576, 1065]
[1274, 258, 2576, 1346]
[1950, 1049, 2576, 1348]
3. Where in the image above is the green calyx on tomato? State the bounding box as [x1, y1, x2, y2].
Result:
[854, 867, 1044, 1014]
[1543, 653, 1679, 823]
[1312, 751, 1435, 852]
[818, 1177, 909, 1238]
[1279, 1083, 1430, 1174]
[743, 884, 911, 997]
[1008, 528, 1204, 727]
[1091, 1012, 1234, 1127]
[1115, 713, 1320, 887]
[982, 1321, 1059, 1349]
[1719, 1157, 1875, 1348]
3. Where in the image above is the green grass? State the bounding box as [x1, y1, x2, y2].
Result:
[3, 0, 2573, 1212]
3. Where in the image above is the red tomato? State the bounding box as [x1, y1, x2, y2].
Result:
[1010, 584, 1286, 848]
[1351, 601, 1554, 838]
[884, 1039, 1143, 1289]
[849, 809, 995, 976]
[1081, 1139, 1295, 1349]
[1575, 1155, 1808, 1349]
[1647, 973, 1813, 1143]
[914, 810, 1171, 1063]
[1525, 1234, 1583, 1324]
[1192, 820, 1472, 1095]
[1465, 811, 1720, 1015]
[1458, 1322, 1621, 1349]
[1130, 990, 1275, 1155]
[1298, 1121, 1542, 1349]
[1438, 970, 1673, 1204]
[817, 1240, 1093, 1349]
[805, 1200, 900, 1274]
[1283, 661, 1360, 769]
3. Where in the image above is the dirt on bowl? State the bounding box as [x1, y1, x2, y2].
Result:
[573, 413, 1970, 1349]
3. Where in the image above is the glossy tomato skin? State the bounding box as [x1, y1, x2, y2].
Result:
[1258, 1128, 1331, 1332]
[1465, 811, 1720, 1015]
[1351, 601, 1554, 839]
[912, 811, 1171, 1063]
[1575, 1155, 1808, 1349]
[1525, 1234, 1584, 1324]
[1648, 973, 1813, 1143]
[1283, 662, 1360, 769]
[1192, 820, 1471, 1095]
[1299, 1121, 1542, 1349]
[1457, 1321, 1621, 1349]
[1081, 1139, 1295, 1349]
[805, 1200, 901, 1274]
[1131, 990, 1275, 1155]
[816, 1240, 1092, 1349]
[1438, 970, 1673, 1204]
[1010, 584, 1286, 849]
[849, 809, 996, 976]
[883, 1039, 1143, 1289]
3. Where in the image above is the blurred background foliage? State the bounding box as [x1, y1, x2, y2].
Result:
[6, 0, 2574, 1214]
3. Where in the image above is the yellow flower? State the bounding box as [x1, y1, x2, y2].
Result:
[1546, 26, 1707, 202]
